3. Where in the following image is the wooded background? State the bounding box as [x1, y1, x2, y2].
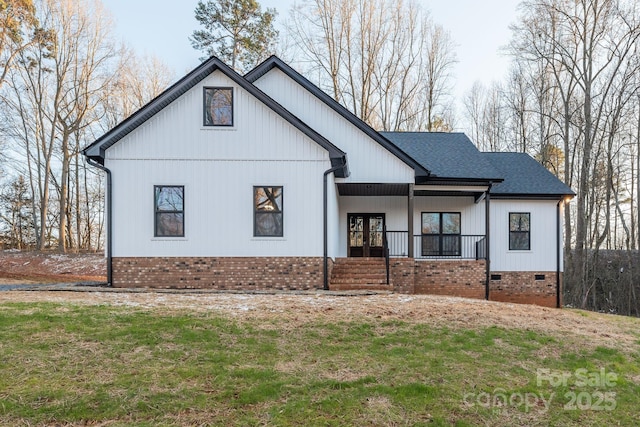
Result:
[1, 0, 639, 315]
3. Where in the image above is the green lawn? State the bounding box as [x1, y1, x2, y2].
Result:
[0, 302, 638, 426]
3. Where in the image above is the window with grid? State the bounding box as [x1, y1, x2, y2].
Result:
[421, 212, 461, 256]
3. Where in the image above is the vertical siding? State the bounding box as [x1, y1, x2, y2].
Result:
[413, 197, 486, 236]
[253, 68, 415, 183]
[490, 199, 560, 272]
[327, 175, 340, 258]
[106, 69, 334, 257]
[109, 159, 328, 257]
[106, 71, 328, 162]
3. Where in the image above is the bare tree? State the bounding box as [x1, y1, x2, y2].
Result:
[287, 0, 457, 131]
[509, 0, 640, 308]
[50, 0, 119, 252]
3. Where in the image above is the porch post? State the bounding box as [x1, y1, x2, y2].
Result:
[408, 183, 414, 258]
[485, 183, 492, 300]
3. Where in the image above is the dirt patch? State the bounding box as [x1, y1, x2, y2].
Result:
[0, 250, 106, 283]
[1, 291, 638, 354]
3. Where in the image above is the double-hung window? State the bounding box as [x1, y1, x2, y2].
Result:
[421, 212, 461, 256]
[204, 87, 233, 126]
[254, 186, 283, 237]
[509, 212, 530, 250]
[154, 186, 184, 237]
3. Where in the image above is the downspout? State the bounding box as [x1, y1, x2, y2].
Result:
[485, 182, 492, 300]
[86, 157, 112, 287]
[323, 165, 342, 290]
[556, 200, 562, 308]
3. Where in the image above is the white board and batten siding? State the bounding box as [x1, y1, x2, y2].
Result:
[106, 70, 332, 258]
[490, 200, 563, 272]
[252, 68, 415, 184]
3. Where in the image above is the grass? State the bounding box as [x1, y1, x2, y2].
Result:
[0, 302, 638, 426]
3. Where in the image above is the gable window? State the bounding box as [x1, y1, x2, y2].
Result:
[154, 186, 184, 237]
[204, 87, 233, 126]
[509, 212, 530, 250]
[254, 186, 283, 237]
[421, 212, 461, 256]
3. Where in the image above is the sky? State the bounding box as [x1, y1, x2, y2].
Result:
[102, 0, 521, 115]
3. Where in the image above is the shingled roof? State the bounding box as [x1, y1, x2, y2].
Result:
[381, 131, 574, 198]
[380, 132, 502, 182]
[484, 152, 575, 198]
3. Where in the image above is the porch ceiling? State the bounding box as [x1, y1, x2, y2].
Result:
[414, 190, 482, 198]
[337, 183, 409, 196]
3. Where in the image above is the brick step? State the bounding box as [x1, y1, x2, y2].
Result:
[330, 257, 390, 289]
[329, 283, 392, 291]
[330, 278, 387, 284]
[330, 271, 386, 277]
[333, 258, 386, 264]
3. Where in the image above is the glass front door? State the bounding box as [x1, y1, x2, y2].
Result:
[348, 214, 385, 257]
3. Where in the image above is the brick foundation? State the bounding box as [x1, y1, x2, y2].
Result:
[489, 271, 558, 308]
[112, 256, 559, 307]
[112, 257, 329, 290]
[389, 258, 415, 294]
[389, 260, 558, 307]
[412, 260, 486, 299]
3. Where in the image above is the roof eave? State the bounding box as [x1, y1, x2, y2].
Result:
[491, 193, 575, 200]
[425, 177, 505, 186]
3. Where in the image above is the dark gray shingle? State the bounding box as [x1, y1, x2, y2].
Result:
[381, 132, 502, 180]
[484, 152, 574, 196]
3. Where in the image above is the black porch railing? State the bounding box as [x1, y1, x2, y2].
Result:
[383, 224, 390, 284]
[386, 231, 486, 260]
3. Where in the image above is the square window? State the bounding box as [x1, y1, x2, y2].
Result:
[254, 186, 283, 237]
[155, 186, 184, 237]
[421, 212, 461, 257]
[204, 87, 233, 126]
[509, 212, 530, 250]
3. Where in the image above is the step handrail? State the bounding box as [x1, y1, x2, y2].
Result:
[383, 224, 390, 285]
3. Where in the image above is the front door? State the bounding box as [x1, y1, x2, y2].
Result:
[348, 214, 385, 257]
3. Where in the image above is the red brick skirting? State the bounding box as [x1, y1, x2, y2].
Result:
[112, 257, 329, 290]
[390, 260, 558, 307]
[413, 260, 486, 299]
[489, 271, 559, 307]
[112, 256, 559, 307]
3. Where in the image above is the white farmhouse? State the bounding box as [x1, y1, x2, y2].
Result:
[83, 56, 574, 307]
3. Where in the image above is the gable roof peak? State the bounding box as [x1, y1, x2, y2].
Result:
[246, 56, 430, 180]
[83, 55, 348, 177]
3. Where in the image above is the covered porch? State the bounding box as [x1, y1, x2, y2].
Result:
[336, 182, 491, 260]
[330, 182, 493, 297]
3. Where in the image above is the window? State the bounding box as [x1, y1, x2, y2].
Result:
[254, 186, 283, 237]
[204, 87, 233, 126]
[509, 212, 530, 250]
[421, 212, 461, 256]
[154, 186, 184, 237]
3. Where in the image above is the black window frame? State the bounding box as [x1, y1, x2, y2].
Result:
[154, 185, 185, 238]
[253, 186, 283, 237]
[203, 87, 234, 127]
[421, 212, 461, 257]
[509, 212, 531, 251]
